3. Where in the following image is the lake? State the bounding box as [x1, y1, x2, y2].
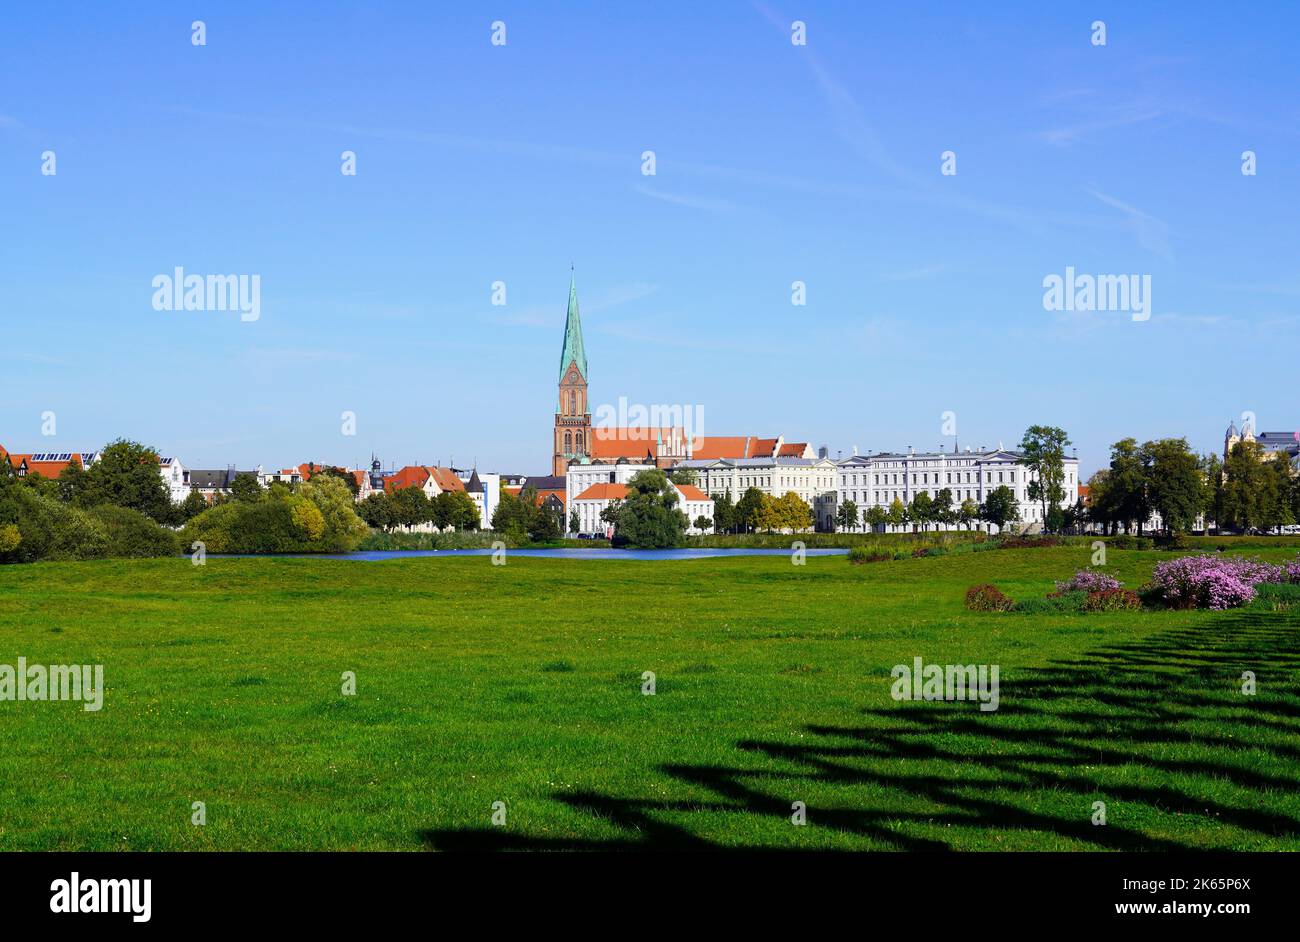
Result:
[218, 548, 850, 561]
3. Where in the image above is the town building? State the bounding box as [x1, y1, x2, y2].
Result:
[671, 456, 838, 530]
[833, 446, 1081, 533]
[1225, 420, 1300, 466]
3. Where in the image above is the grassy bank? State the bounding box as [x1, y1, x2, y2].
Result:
[0, 546, 1296, 850]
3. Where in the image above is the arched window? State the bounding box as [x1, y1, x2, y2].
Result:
[564, 432, 572, 453]
[575, 431, 584, 453]
[568, 391, 576, 415]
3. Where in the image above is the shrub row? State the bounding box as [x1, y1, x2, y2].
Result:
[0, 486, 179, 564]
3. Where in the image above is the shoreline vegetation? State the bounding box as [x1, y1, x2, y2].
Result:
[357, 530, 1300, 555]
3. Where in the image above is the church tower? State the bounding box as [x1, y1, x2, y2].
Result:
[553, 271, 591, 475]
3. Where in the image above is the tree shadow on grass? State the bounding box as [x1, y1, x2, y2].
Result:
[424, 610, 1300, 851]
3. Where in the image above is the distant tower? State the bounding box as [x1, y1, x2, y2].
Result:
[1224, 421, 1240, 462]
[553, 270, 591, 475]
[369, 454, 384, 492]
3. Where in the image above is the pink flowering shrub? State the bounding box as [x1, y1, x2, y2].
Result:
[1149, 554, 1285, 610]
[1054, 568, 1122, 595]
[1285, 558, 1300, 584]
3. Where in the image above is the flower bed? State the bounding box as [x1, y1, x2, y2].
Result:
[1147, 554, 1286, 610]
[1053, 568, 1121, 595]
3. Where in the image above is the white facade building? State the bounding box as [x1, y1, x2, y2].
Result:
[670, 457, 839, 530]
[158, 456, 191, 503]
[834, 447, 1080, 533]
[457, 469, 501, 530]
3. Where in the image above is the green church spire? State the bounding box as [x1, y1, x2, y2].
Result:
[558, 269, 587, 382]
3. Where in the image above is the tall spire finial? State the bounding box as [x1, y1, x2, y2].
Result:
[559, 269, 587, 382]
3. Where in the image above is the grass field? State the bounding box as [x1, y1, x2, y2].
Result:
[1, 546, 1298, 851]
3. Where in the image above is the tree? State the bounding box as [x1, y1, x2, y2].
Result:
[886, 498, 908, 532]
[773, 491, 812, 532]
[1140, 438, 1205, 535]
[56, 459, 93, 506]
[569, 509, 580, 534]
[179, 489, 209, 522]
[434, 490, 480, 531]
[668, 468, 697, 486]
[958, 498, 978, 530]
[83, 439, 172, 521]
[981, 485, 1019, 533]
[1221, 440, 1270, 532]
[1018, 425, 1071, 530]
[1200, 453, 1224, 531]
[605, 469, 688, 548]
[865, 504, 887, 533]
[1085, 469, 1114, 534]
[230, 472, 262, 503]
[836, 499, 858, 532]
[390, 485, 431, 530]
[1103, 438, 1149, 534]
[1262, 455, 1296, 533]
[358, 492, 395, 530]
[693, 515, 712, 532]
[932, 488, 954, 529]
[710, 492, 736, 533]
[491, 489, 531, 542]
[529, 497, 562, 541]
[735, 487, 765, 534]
[307, 464, 360, 497]
[909, 492, 933, 532]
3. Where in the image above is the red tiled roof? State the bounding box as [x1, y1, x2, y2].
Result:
[428, 467, 466, 493]
[588, 427, 665, 460]
[690, 436, 753, 460]
[777, 442, 811, 457]
[538, 488, 565, 507]
[574, 483, 628, 501]
[384, 466, 431, 493]
[676, 484, 710, 502]
[9, 453, 83, 480]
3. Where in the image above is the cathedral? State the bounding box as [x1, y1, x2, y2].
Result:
[552, 272, 592, 475]
[550, 272, 814, 476]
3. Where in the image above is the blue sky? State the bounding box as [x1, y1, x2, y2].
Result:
[3, 1, 1298, 476]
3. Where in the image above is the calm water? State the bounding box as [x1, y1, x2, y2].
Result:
[218, 548, 849, 561]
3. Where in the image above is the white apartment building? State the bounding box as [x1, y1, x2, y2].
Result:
[158, 456, 191, 503]
[671, 456, 839, 530]
[835, 447, 1080, 533]
[456, 468, 501, 530]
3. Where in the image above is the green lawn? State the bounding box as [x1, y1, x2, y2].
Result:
[1, 547, 1297, 850]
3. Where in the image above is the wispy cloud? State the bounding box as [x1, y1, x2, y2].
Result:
[634, 184, 739, 213]
[1085, 186, 1173, 259]
[1038, 102, 1166, 145]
